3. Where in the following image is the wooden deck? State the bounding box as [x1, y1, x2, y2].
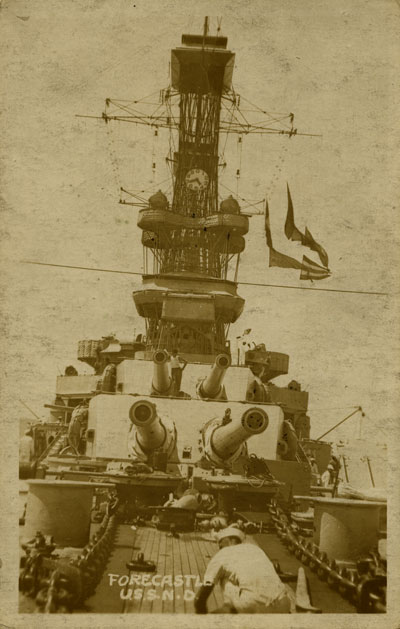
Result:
[86, 524, 224, 613]
[19, 517, 356, 614]
[87, 523, 355, 614]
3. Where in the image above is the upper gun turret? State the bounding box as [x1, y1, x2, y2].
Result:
[197, 353, 231, 400]
[152, 350, 173, 396]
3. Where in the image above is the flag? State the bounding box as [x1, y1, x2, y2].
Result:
[302, 227, 329, 268]
[300, 268, 331, 281]
[266, 197, 331, 279]
[285, 184, 304, 242]
[269, 247, 307, 270]
[299, 255, 331, 281]
[267, 199, 318, 271]
[284, 185, 329, 268]
[264, 200, 273, 249]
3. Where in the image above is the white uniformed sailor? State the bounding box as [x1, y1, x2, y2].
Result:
[195, 526, 292, 613]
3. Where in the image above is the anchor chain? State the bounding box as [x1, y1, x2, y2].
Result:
[20, 507, 117, 612]
[268, 500, 386, 613]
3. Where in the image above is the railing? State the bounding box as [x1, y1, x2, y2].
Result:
[296, 441, 311, 466]
[36, 428, 67, 465]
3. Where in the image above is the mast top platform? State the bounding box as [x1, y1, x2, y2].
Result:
[171, 29, 234, 95]
[181, 34, 228, 49]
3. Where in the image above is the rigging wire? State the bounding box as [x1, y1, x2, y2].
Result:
[104, 91, 178, 196]
[121, 174, 173, 198]
[165, 89, 178, 191]
[232, 89, 295, 128]
[219, 180, 265, 214]
[218, 99, 237, 169]
[80, 83, 314, 137]
[221, 90, 294, 132]
[236, 280, 388, 296]
[240, 199, 265, 212]
[315, 407, 362, 441]
[78, 112, 319, 136]
[151, 127, 157, 182]
[112, 89, 163, 105]
[221, 92, 252, 131]
[21, 261, 389, 296]
[236, 135, 243, 196]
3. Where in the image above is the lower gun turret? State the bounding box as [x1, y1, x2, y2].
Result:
[201, 406, 269, 466]
[128, 399, 176, 462]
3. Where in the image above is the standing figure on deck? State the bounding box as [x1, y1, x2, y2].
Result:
[168, 349, 187, 395]
[66, 401, 89, 454]
[101, 362, 116, 392]
[19, 428, 35, 477]
[20, 428, 34, 464]
[321, 463, 334, 487]
[194, 527, 292, 613]
[309, 457, 321, 486]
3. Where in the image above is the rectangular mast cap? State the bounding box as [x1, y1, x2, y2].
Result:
[182, 34, 228, 49]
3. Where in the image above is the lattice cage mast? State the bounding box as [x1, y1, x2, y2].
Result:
[99, 21, 304, 357]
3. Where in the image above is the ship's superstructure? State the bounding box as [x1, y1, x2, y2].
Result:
[47, 27, 313, 491]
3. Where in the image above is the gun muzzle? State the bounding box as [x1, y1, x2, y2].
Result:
[152, 350, 173, 395]
[129, 399, 167, 451]
[210, 407, 269, 461]
[198, 353, 231, 400]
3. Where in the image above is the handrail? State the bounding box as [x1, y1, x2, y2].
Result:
[36, 428, 67, 464]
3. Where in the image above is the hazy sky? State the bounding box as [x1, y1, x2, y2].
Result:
[2, 0, 399, 447]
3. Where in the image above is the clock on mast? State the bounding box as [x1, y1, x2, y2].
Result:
[185, 168, 209, 191]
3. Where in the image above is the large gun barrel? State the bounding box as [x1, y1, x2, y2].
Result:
[198, 354, 231, 400]
[44, 404, 76, 412]
[205, 407, 269, 464]
[152, 350, 172, 395]
[128, 399, 176, 462]
[129, 399, 167, 451]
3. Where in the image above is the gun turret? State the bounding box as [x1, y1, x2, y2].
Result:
[152, 350, 173, 395]
[202, 406, 269, 466]
[128, 399, 176, 462]
[198, 354, 231, 400]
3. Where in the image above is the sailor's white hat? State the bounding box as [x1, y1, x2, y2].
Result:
[217, 526, 245, 543]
